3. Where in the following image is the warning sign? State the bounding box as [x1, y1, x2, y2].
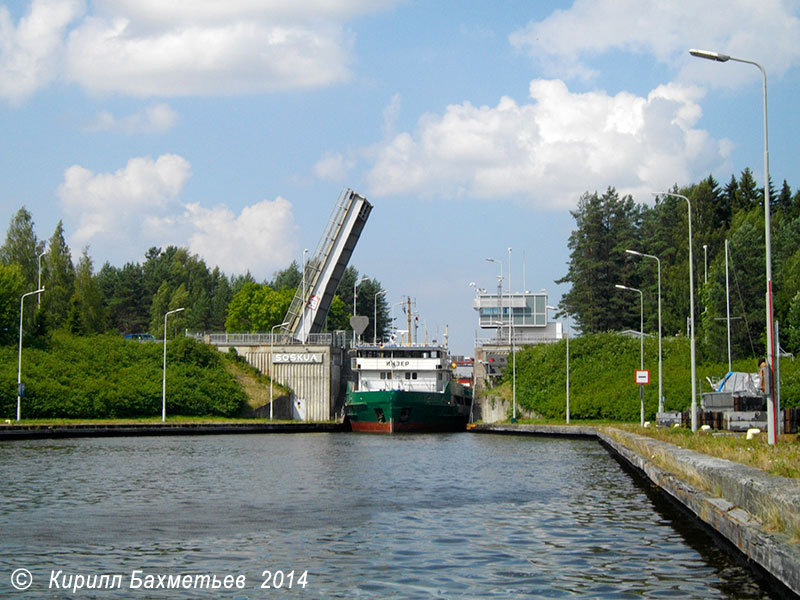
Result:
[635, 370, 650, 385]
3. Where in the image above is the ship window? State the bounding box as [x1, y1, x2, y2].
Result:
[438, 373, 442, 381]
[412, 372, 418, 379]
[405, 372, 411, 380]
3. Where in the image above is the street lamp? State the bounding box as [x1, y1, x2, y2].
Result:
[507, 248, 515, 421]
[486, 257, 503, 340]
[162, 307, 185, 422]
[17, 287, 45, 421]
[547, 305, 570, 424]
[655, 192, 698, 431]
[37, 249, 46, 308]
[703, 244, 708, 284]
[302, 248, 308, 343]
[270, 321, 290, 420]
[690, 48, 777, 444]
[626, 249, 663, 414]
[616, 284, 645, 426]
[374, 289, 386, 344]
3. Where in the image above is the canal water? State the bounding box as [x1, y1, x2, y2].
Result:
[0, 433, 781, 598]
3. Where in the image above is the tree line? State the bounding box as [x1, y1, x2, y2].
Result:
[0, 207, 390, 345]
[558, 169, 800, 361]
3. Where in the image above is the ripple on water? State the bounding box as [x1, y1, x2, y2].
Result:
[0, 434, 779, 599]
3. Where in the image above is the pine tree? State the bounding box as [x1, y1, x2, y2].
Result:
[41, 221, 75, 329]
[0, 206, 44, 290]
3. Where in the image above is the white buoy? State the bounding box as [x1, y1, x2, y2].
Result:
[643, 421, 651, 428]
[746, 428, 761, 440]
[700, 424, 711, 431]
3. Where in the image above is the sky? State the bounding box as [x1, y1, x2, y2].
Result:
[1, 0, 799, 355]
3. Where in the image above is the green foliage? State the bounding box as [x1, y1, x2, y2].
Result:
[0, 264, 26, 345]
[510, 332, 799, 422]
[0, 206, 43, 290]
[0, 332, 246, 419]
[225, 282, 294, 332]
[41, 221, 75, 329]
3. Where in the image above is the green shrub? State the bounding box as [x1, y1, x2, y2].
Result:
[1, 332, 246, 419]
[508, 332, 798, 421]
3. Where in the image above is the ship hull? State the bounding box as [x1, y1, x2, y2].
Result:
[345, 384, 472, 434]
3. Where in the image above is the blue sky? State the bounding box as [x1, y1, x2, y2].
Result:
[2, 0, 799, 354]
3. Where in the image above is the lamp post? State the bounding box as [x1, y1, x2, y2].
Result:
[547, 305, 570, 424]
[703, 244, 708, 284]
[656, 192, 697, 431]
[689, 48, 777, 444]
[616, 284, 645, 426]
[626, 249, 663, 413]
[37, 249, 46, 308]
[302, 248, 308, 343]
[270, 321, 290, 421]
[507, 247, 515, 421]
[485, 258, 503, 340]
[162, 307, 185, 422]
[374, 289, 386, 344]
[17, 287, 45, 421]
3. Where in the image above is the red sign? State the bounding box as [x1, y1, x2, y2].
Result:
[635, 370, 650, 385]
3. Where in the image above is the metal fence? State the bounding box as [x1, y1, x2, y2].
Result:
[189, 331, 353, 348]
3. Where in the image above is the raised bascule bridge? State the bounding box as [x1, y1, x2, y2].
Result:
[200, 188, 372, 421]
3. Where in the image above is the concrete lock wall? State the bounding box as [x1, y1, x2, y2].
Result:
[219, 343, 344, 421]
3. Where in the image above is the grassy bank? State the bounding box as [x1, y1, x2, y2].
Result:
[491, 332, 799, 421]
[1, 332, 248, 419]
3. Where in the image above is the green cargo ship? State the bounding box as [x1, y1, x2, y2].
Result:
[345, 344, 473, 433]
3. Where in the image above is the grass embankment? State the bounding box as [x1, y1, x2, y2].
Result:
[488, 332, 799, 422]
[0, 332, 260, 420]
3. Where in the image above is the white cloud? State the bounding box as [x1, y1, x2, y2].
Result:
[57, 153, 298, 277]
[314, 152, 356, 182]
[365, 79, 730, 209]
[509, 0, 800, 87]
[0, 0, 83, 103]
[63, 1, 396, 97]
[58, 154, 191, 248]
[3, 0, 395, 100]
[86, 102, 178, 134]
[185, 197, 298, 278]
[66, 18, 353, 96]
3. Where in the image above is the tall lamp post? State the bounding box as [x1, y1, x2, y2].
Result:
[37, 249, 46, 307]
[485, 258, 503, 341]
[507, 247, 515, 421]
[17, 287, 45, 421]
[373, 289, 386, 344]
[301, 248, 308, 343]
[616, 284, 645, 426]
[270, 321, 290, 421]
[162, 307, 185, 422]
[689, 48, 777, 444]
[656, 192, 697, 431]
[547, 305, 570, 424]
[626, 249, 663, 414]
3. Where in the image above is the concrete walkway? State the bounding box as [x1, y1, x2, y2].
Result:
[0, 421, 344, 440]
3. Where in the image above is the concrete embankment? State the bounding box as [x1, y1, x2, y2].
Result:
[0, 421, 345, 440]
[470, 423, 800, 597]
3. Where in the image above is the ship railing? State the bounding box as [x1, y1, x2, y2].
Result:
[475, 333, 561, 348]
